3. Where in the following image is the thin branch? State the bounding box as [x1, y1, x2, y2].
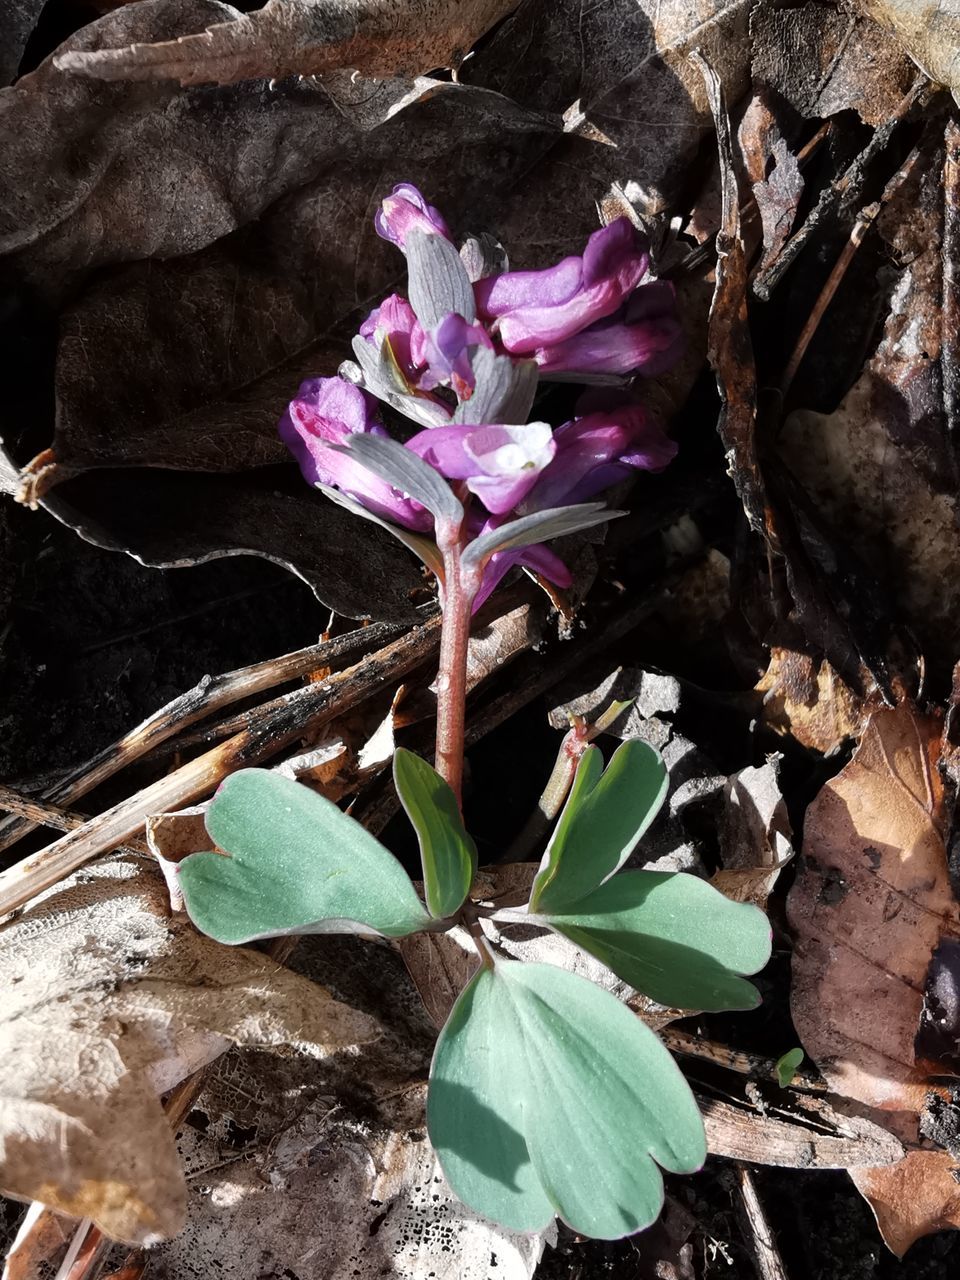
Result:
[779, 143, 925, 398]
[0, 784, 150, 854]
[660, 1028, 824, 1091]
[734, 1166, 790, 1280]
[0, 617, 442, 917]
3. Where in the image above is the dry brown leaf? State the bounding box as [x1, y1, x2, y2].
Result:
[0, 855, 378, 1245]
[750, 2, 917, 126]
[3, 1, 548, 300]
[53, 0, 519, 85]
[462, 0, 752, 269]
[787, 704, 960, 1252]
[1, 0, 354, 292]
[0, 0, 45, 83]
[755, 646, 871, 754]
[856, 0, 960, 101]
[737, 92, 803, 273]
[756, 647, 871, 753]
[788, 704, 956, 1112]
[852, 1149, 960, 1258]
[698, 50, 764, 539]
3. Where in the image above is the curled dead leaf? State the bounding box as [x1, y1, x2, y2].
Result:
[53, 0, 519, 85]
[737, 92, 803, 273]
[755, 646, 871, 754]
[713, 758, 793, 911]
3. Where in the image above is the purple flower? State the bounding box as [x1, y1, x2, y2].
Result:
[522, 403, 677, 512]
[421, 313, 495, 399]
[466, 401, 676, 607]
[474, 219, 649, 354]
[533, 280, 684, 378]
[375, 183, 451, 251]
[279, 376, 432, 530]
[407, 421, 556, 516]
[359, 301, 494, 403]
[359, 294, 428, 386]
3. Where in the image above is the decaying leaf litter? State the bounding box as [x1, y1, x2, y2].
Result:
[4, 0, 960, 1274]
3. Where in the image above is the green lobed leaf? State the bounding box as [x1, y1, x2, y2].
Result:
[179, 769, 431, 943]
[546, 870, 772, 1011]
[775, 1048, 805, 1088]
[393, 747, 477, 918]
[529, 744, 603, 905]
[529, 739, 668, 912]
[428, 960, 706, 1238]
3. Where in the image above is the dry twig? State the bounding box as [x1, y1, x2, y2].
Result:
[0, 617, 443, 916]
[0, 617, 413, 853]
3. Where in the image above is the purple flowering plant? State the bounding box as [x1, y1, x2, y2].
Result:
[177, 186, 771, 1241]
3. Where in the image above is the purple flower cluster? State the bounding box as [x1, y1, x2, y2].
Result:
[279, 184, 682, 608]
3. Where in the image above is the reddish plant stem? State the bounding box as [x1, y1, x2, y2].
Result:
[434, 529, 478, 808]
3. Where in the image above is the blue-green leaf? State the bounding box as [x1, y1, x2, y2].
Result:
[179, 769, 431, 943]
[347, 339, 451, 429]
[452, 347, 538, 426]
[394, 747, 477, 918]
[545, 870, 772, 1011]
[428, 960, 705, 1238]
[547, 744, 603, 840]
[461, 503, 620, 571]
[529, 739, 668, 912]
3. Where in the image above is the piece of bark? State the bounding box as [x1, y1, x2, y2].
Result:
[699, 1094, 903, 1170]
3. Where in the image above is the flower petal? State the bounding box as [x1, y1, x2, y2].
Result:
[473, 540, 572, 612]
[474, 219, 649, 353]
[374, 183, 451, 249]
[535, 281, 684, 377]
[424, 313, 494, 398]
[361, 294, 423, 380]
[408, 422, 556, 516]
[522, 406, 677, 510]
[278, 376, 432, 530]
